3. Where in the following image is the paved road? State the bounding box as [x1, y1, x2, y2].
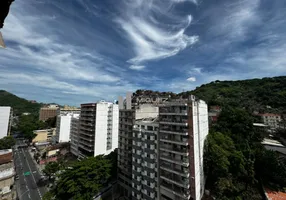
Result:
[14, 140, 47, 200]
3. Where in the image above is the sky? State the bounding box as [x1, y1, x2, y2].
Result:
[1, 0, 286, 105]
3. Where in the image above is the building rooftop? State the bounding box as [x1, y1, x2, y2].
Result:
[262, 138, 284, 147]
[266, 189, 286, 200]
[253, 123, 268, 127]
[0, 149, 12, 156]
[0, 149, 12, 165]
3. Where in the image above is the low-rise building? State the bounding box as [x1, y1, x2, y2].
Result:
[258, 113, 281, 129]
[0, 107, 12, 139]
[32, 128, 56, 143]
[0, 149, 16, 200]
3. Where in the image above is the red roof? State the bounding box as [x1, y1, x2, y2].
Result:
[266, 189, 286, 200]
[0, 152, 12, 165]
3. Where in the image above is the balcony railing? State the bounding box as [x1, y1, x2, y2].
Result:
[160, 164, 189, 177]
[159, 128, 188, 136]
[160, 172, 190, 189]
[160, 144, 189, 156]
[79, 139, 94, 147]
[78, 144, 93, 152]
[160, 181, 190, 200]
[160, 156, 189, 167]
[160, 110, 187, 116]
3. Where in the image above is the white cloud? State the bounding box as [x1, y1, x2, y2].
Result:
[129, 65, 145, 70]
[187, 77, 196, 82]
[116, 0, 199, 64]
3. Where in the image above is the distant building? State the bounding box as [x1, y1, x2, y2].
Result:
[208, 106, 221, 124]
[77, 101, 118, 159]
[262, 138, 286, 157]
[39, 105, 59, 121]
[55, 113, 80, 143]
[57, 105, 80, 116]
[258, 113, 281, 129]
[0, 149, 16, 200]
[32, 128, 56, 143]
[0, 107, 12, 139]
[70, 115, 80, 157]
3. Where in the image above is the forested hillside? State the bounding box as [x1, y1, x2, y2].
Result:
[180, 76, 286, 112]
[0, 90, 42, 115]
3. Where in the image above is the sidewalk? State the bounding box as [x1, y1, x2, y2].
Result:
[27, 148, 45, 175]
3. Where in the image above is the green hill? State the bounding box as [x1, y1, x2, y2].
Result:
[0, 90, 42, 115]
[179, 76, 286, 112]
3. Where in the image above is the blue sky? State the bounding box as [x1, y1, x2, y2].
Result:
[1, 0, 286, 105]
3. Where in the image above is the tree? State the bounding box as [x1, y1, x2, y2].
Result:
[52, 155, 112, 200]
[0, 136, 15, 150]
[43, 162, 61, 180]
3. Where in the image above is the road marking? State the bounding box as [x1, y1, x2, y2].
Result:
[33, 171, 37, 173]
[22, 149, 43, 200]
[28, 193, 31, 199]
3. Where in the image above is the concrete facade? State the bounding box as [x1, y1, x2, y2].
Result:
[0, 149, 16, 200]
[77, 101, 118, 158]
[259, 113, 282, 129]
[117, 92, 162, 199]
[56, 114, 80, 143]
[32, 128, 56, 143]
[131, 118, 159, 200]
[158, 96, 209, 200]
[70, 115, 80, 157]
[0, 107, 12, 139]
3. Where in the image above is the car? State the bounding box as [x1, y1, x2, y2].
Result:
[15, 175, 19, 180]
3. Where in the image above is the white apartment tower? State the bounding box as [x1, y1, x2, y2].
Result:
[0, 107, 12, 139]
[159, 96, 209, 200]
[78, 101, 118, 158]
[56, 113, 80, 143]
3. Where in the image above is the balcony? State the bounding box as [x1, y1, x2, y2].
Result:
[78, 144, 93, 152]
[160, 144, 189, 156]
[80, 135, 94, 142]
[159, 119, 188, 126]
[159, 129, 188, 136]
[160, 164, 189, 177]
[80, 121, 94, 126]
[160, 109, 188, 116]
[160, 156, 189, 167]
[80, 131, 94, 137]
[160, 181, 190, 200]
[160, 136, 188, 146]
[80, 126, 94, 132]
[79, 139, 94, 147]
[160, 172, 190, 189]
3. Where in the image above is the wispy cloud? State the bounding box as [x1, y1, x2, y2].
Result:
[116, 0, 198, 65]
[129, 65, 145, 71]
[187, 77, 196, 82]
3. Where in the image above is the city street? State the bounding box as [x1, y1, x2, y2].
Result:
[14, 140, 47, 200]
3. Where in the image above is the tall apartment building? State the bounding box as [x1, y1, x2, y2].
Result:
[118, 92, 161, 198]
[77, 101, 118, 158]
[259, 113, 282, 129]
[55, 113, 80, 143]
[159, 96, 208, 200]
[0, 107, 12, 139]
[57, 105, 80, 115]
[132, 118, 159, 200]
[70, 115, 80, 157]
[39, 105, 59, 121]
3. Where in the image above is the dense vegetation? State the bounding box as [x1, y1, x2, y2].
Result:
[179, 76, 286, 112]
[0, 90, 42, 115]
[43, 151, 117, 200]
[204, 107, 286, 199]
[15, 115, 57, 141]
[0, 136, 15, 150]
